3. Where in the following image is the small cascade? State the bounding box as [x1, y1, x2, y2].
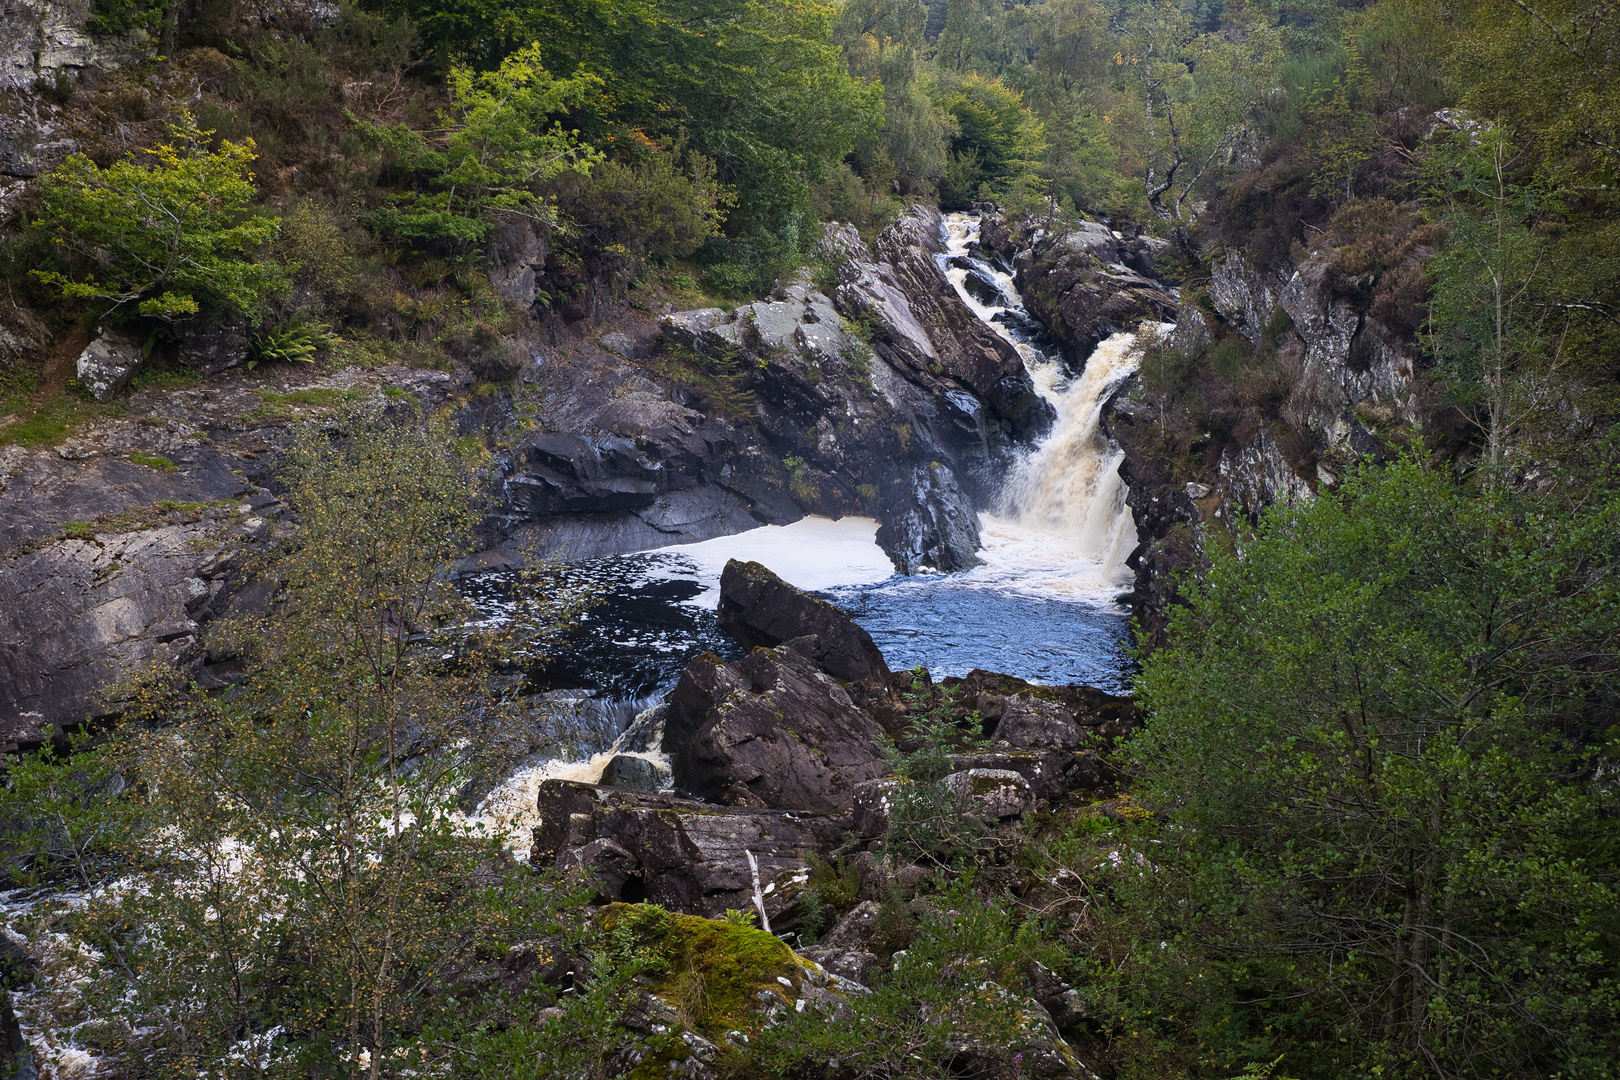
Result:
[937, 212, 1160, 602]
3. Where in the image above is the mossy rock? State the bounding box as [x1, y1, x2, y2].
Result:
[598, 903, 804, 1038]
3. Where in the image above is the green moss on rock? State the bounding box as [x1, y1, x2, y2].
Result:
[598, 903, 803, 1038]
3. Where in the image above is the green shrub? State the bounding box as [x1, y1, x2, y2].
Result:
[557, 149, 728, 263]
[30, 114, 284, 321]
[252, 322, 336, 366]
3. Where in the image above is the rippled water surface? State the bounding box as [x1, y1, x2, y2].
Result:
[461, 516, 1134, 698]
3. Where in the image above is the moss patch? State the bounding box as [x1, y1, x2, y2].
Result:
[0, 387, 126, 448]
[598, 903, 802, 1039]
[128, 451, 178, 471]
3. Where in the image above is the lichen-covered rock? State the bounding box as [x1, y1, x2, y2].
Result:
[993, 693, 1084, 750]
[947, 748, 1112, 799]
[943, 768, 1034, 820]
[799, 946, 884, 989]
[76, 328, 143, 403]
[1218, 425, 1315, 519]
[816, 900, 882, 950]
[0, 302, 49, 371]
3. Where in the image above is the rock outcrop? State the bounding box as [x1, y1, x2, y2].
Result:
[653, 206, 1055, 574]
[981, 215, 1178, 367]
[714, 558, 891, 698]
[1105, 242, 1426, 643]
[532, 779, 844, 920]
[659, 562, 896, 811]
[0, 364, 458, 743]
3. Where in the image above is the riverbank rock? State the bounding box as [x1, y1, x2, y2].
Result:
[715, 559, 891, 690]
[532, 780, 845, 920]
[665, 642, 889, 813]
[1004, 220, 1177, 365]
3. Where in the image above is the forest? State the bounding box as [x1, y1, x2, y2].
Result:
[0, 0, 1616, 1078]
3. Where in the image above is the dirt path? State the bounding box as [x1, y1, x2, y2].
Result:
[30, 326, 88, 407]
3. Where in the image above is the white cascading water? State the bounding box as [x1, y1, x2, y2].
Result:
[937, 212, 1164, 604]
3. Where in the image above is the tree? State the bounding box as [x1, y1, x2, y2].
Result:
[1423, 126, 1575, 476]
[836, 0, 958, 194]
[1111, 0, 1283, 222]
[363, 0, 881, 289]
[938, 75, 1048, 209]
[360, 44, 605, 249]
[83, 414, 588, 1079]
[30, 114, 284, 320]
[1102, 457, 1620, 1077]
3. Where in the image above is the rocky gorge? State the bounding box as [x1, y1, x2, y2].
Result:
[519, 558, 1133, 1077]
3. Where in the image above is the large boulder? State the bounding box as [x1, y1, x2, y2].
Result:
[876, 460, 981, 574]
[993, 694, 1085, 750]
[176, 317, 250, 376]
[715, 559, 891, 691]
[666, 642, 890, 813]
[532, 780, 845, 920]
[76, 328, 143, 403]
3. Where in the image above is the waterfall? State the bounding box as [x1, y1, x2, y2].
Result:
[938, 212, 1160, 604]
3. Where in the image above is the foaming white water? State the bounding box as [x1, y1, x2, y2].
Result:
[646, 514, 895, 608]
[939, 212, 1166, 606]
[462, 747, 670, 862]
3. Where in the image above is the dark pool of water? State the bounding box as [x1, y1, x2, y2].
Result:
[461, 551, 1133, 700]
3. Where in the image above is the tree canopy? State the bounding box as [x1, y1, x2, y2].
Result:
[1111, 457, 1620, 1077]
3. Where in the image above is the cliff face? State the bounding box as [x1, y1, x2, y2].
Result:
[978, 205, 1431, 646]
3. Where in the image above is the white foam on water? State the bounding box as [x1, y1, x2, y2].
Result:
[645, 514, 896, 609]
[459, 748, 670, 863]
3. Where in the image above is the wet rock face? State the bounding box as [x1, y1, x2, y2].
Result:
[876, 460, 980, 574]
[486, 339, 801, 564]
[1002, 219, 1178, 365]
[855, 206, 1053, 442]
[655, 208, 1056, 576]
